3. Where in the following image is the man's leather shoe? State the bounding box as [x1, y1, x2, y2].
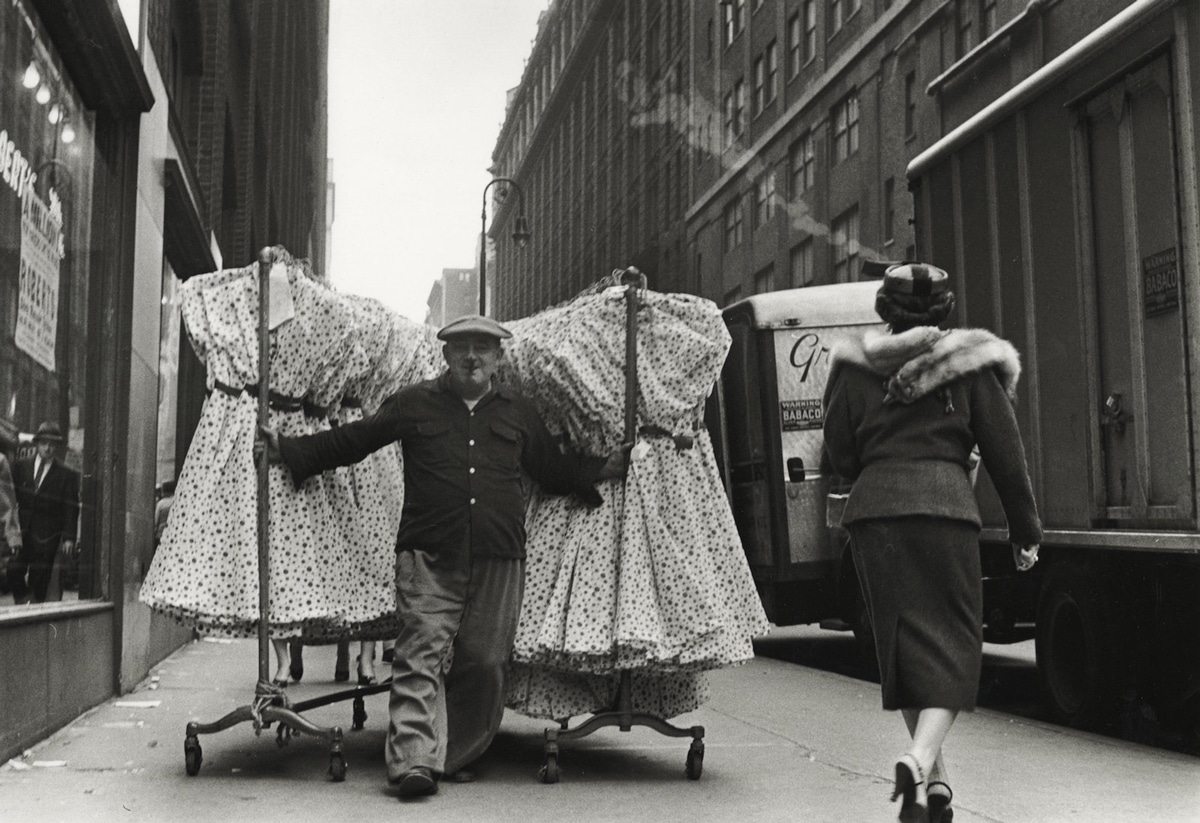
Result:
[394, 766, 437, 798]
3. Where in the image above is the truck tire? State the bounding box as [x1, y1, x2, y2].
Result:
[1035, 564, 1120, 730]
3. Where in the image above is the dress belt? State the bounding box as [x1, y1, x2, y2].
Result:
[211, 380, 330, 419]
[638, 424, 697, 451]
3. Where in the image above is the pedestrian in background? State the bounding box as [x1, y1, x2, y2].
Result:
[263, 315, 629, 800]
[822, 263, 1042, 823]
[0, 449, 23, 589]
[6, 422, 81, 604]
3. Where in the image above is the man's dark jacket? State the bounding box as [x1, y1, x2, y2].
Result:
[14, 455, 80, 551]
[280, 374, 605, 559]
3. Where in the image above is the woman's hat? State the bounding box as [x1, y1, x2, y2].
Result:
[33, 421, 64, 442]
[881, 263, 949, 297]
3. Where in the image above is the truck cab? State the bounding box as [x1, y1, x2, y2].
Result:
[711, 280, 881, 644]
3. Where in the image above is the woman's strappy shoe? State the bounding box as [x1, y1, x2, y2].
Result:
[928, 780, 953, 823]
[891, 754, 928, 823]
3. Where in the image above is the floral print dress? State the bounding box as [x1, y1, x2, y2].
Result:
[501, 283, 770, 720]
[141, 249, 386, 638]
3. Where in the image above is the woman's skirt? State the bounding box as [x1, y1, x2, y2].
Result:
[847, 516, 982, 711]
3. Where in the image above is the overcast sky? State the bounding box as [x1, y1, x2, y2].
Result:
[326, 0, 548, 322]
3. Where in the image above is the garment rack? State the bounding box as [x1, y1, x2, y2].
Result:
[181, 247, 392, 781]
[538, 268, 705, 783]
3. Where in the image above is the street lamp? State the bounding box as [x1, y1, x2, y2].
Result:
[479, 177, 531, 316]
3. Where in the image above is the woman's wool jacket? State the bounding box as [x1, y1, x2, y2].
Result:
[822, 326, 1043, 546]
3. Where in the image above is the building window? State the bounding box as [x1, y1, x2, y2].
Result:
[832, 90, 860, 163]
[752, 56, 765, 118]
[728, 77, 745, 143]
[754, 171, 777, 229]
[787, 13, 802, 78]
[955, 0, 975, 59]
[723, 0, 746, 46]
[754, 265, 775, 294]
[904, 71, 917, 137]
[765, 41, 778, 107]
[831, 0, 861, 34]
[789, 131, 815, 197]
[803, 0, 817, 63]
[790, 240, 814, 287]
[723, 90, 735, 147]
[883, 177, 896, 243]
[981, 0, 998, 39]
[1, 0, 100, 608]
[723, 196, 745, 253]
[832, 206, 860, 282]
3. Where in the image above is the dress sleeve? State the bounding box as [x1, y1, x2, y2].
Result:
[279, 393, 407, 487]
[822, 363, 863, 482]
[970, 370, 1043, 545]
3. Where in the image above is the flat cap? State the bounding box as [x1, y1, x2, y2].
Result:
[436, 314, 513, 341]
[880, 262, 949, 297]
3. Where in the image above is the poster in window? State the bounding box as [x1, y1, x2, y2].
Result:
[15, 189, 64, 372]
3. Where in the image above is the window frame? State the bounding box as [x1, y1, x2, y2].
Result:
[790, 239, 815, 288]
[754, 170, 777, 229]
[723, 195, 746, 253]
[787, 13, 802, 78]
[789, 131, 815, 198]
[831, 205, 861, 283]
[832, 90, 860, 163]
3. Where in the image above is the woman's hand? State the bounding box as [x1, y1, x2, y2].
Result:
[1013, 543, 1039, 572]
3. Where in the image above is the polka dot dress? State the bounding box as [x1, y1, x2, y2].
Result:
[140, 249, 408, 639]
[499, 283, 770, 719]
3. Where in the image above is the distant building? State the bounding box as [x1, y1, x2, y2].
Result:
[426, 267, 479, 327]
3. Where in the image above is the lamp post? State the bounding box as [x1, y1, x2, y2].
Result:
[479, 177, 531, 316]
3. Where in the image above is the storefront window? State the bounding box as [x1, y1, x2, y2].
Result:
[0, 0, 98, 608]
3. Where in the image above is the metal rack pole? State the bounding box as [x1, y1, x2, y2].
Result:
[256, 246, 272, 686]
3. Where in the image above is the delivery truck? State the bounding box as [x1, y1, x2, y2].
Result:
[905, 0, 1200, 735]
[712, 279, 883, 667]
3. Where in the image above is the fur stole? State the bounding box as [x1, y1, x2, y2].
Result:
[831, 327, 1021, 405]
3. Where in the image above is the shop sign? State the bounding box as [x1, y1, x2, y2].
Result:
[1143, 248, 1179, 317]
[16, 184, 65, 372]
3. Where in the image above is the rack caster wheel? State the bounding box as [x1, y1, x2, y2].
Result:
[352, 696, 367, 731]
[184, 736, 202, 776]
[328, 752, 347, 782]
[538, 751, 559, 784]
[686, 740, 703, 780]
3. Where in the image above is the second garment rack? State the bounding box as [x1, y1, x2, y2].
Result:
[538, 268, 705, 783]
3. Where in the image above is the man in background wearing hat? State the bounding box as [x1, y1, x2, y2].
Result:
[6, 421, 80, 604]
[263, 315, 630, 799]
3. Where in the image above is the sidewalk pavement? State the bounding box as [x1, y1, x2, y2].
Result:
[2, 633, 1198, 823]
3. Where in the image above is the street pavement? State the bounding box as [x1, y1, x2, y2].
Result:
[2, 632, 1198, 823]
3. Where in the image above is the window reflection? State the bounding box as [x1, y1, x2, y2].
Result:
[0, 0, 97, 609]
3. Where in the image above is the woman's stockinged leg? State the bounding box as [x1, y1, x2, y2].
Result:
[902, 707, 956, 776]
[901, 707, 953, 781]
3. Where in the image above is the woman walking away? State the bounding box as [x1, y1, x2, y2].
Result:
[822, 263, 1042, 823]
